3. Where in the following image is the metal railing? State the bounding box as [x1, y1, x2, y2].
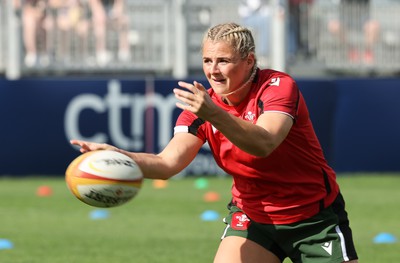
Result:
[0, 0, 8, 73]
[1, 0, 280, 79]
[308, 0, 400, 75]
[1, 0, 399, 79]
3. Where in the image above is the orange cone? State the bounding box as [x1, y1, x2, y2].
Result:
[203, 191, 220, 202]
[152, 179, 168, 189]
[36, 186, 53, 197]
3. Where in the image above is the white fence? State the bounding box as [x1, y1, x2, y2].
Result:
[1, 0, 399, 78]
[2, 0, 262, 78]
[308, 0, 400, 74]
[0, 1, 9, 74]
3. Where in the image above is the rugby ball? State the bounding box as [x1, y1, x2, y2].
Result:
[65, 150, 143, 208]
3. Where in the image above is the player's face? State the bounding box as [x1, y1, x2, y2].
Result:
[202, 40, 252, 97]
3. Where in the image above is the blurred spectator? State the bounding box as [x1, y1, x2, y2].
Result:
[238, 0, 271, 67]
[328, 0, 380, 64]
[288, 0, 313, 59]
[45, 0, 90, 63]
[89, 0, 131, 66]
[70, 0, 91, 60]
[14, 0, 48, 67]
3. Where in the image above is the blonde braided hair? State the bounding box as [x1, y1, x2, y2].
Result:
[202, 22, 257, 63]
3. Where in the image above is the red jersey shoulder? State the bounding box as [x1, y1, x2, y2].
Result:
[256, 69, 299, 117]
[257, 69, 297, 91]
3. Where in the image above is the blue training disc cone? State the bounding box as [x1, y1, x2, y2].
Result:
[0, 239, 14, 250]
[90, 209, 110, 220]
[373, 232, 397, 244]
[201, 210, 220, 221]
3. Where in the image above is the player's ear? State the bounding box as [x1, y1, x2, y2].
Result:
[247, 52, 255, 67]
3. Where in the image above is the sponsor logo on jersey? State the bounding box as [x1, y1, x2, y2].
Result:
[269, 77, 281, 86]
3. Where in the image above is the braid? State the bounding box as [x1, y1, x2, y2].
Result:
[203, 23, 256, 60]
[221, 26, 249, 38]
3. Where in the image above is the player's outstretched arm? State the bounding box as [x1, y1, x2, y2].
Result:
[70, 133, 203, 180]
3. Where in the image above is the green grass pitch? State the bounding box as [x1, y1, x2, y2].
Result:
[0, 174, 399, 263]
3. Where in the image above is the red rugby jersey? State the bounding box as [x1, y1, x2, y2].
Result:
[175, 69, 339, 224]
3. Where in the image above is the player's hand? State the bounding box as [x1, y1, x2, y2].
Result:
[70, 139, 118, 153]
[173, 81, 218, 120]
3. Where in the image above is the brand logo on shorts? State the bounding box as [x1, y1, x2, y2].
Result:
[321, 241, 333, 255]
[231, 212, 251, 231]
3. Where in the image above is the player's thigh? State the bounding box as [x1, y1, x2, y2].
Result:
[214, 236, 281, 263]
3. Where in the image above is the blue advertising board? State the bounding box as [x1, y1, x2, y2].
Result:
[0, 77, 224, 176]
[331, 78, 400, 172]
[0, 77, 399, 176]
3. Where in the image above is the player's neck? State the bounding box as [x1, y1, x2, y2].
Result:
[221, 66, 257, 106]
[221, 82, 252, 106]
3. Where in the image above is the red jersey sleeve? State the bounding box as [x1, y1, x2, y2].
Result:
[259, 72, 299, 120]
[174, 110, 207, 143]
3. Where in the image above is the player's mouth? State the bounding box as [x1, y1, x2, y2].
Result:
[212, 78, 226, 84]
